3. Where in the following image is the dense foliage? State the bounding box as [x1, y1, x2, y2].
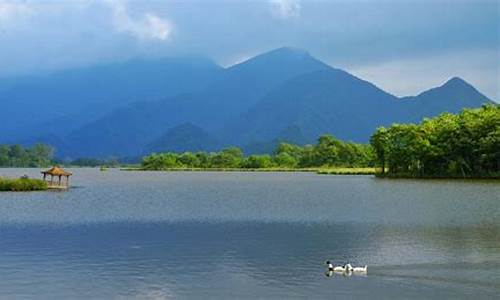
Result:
[0, 144, 54, 167]
[141, 135, 374, 170]
[0, 177, 48, 191]
[370, 105, 499, 178]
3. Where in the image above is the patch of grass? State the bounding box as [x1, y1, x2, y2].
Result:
[0, 177, 48, 191]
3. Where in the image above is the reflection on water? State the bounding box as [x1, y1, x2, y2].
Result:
[0, 169, 499, 298]
[0, 222, 499, 299]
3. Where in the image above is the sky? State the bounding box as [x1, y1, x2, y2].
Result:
[0, 0, 498, 100]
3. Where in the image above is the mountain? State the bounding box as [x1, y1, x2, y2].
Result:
[2, 47, 494, 158]
[62, 47, 331, 158]
[400, 77, 494, 122]
[0, 57, 222, 143]
[165, 47, 331, 129]
[145, 123, 221, 154]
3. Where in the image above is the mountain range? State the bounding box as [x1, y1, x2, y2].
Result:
[0, 47, 494, 159]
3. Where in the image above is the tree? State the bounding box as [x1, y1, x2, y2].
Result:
[0, 144, 54, 167]
[211, 147, 243, 168]
[178, 152, 200, 167]
[274, 152, 298, 168]
[242, 155, 274, 168]
[313, 135, 342, 166]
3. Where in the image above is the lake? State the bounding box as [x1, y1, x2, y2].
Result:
[0, 168, 499, 299]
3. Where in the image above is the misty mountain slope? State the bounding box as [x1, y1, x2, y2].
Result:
[61, 94, 201, 158]
[400, 77, 493, 122]
[225, 68, 402, 146]
[62, 47, 332, 158]
[0, 57, 222, 142]
[145, 123, 221, 154]
[175, 47, 332, 128]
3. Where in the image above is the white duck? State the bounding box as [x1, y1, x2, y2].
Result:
[344, 263, 368, 273]
[326, 261, 346, 272]
[353, 265, 368, 273]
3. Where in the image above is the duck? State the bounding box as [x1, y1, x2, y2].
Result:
[353, 265, 368, 273]
[325, 261, 347, 272]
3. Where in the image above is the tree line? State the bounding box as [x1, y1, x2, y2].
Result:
[2, 104, 497, 178]
[370, 105, 499, 178]
[0, 144, 54, 167]
[141, 135, 374, 170]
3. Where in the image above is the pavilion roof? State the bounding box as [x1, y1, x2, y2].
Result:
[41, 166, 72, 176]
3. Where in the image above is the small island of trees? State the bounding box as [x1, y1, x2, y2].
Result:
[371, 105, 499, 178]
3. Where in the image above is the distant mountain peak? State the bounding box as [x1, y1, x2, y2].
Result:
[442, 76, 472, 88]
[266, 46, 310, 56]
[228, 46, 328, 73]
[252, 47, 314, 62]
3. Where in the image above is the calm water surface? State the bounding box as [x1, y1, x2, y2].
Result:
[0, 168, 499, 299]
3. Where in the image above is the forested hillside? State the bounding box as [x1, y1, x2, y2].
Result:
[0, 144, 54, 167]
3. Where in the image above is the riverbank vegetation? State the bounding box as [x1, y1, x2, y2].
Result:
[0, 177, 48, 191]
[371, 105, 499, 178]
[0, 144, 54, 167]
[141, 135, 375, 170]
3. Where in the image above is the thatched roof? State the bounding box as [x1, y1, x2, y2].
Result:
[41, 166, 72, 176]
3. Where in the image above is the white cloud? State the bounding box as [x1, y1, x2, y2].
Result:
[270, 0, 301, 19]
[0, 0, 33, 23]
[107, 0, 172, 41]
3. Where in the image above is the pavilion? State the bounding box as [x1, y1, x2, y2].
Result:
[41, 166, 72, 189]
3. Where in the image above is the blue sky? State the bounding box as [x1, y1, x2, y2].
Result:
[0, 0, 498, 100]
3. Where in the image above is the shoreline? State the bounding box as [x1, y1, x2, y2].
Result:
[121, 167, 500, 179]
[120, 167, 377, 175]
[375, 174, 500, 180]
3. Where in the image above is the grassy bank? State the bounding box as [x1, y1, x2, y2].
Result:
[122, 167, 318, 172]
[317, 168, 377, 175]
[0, 177, 48, 191]
[375, 173, 500, 180]
[122, 167, 377, 175]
